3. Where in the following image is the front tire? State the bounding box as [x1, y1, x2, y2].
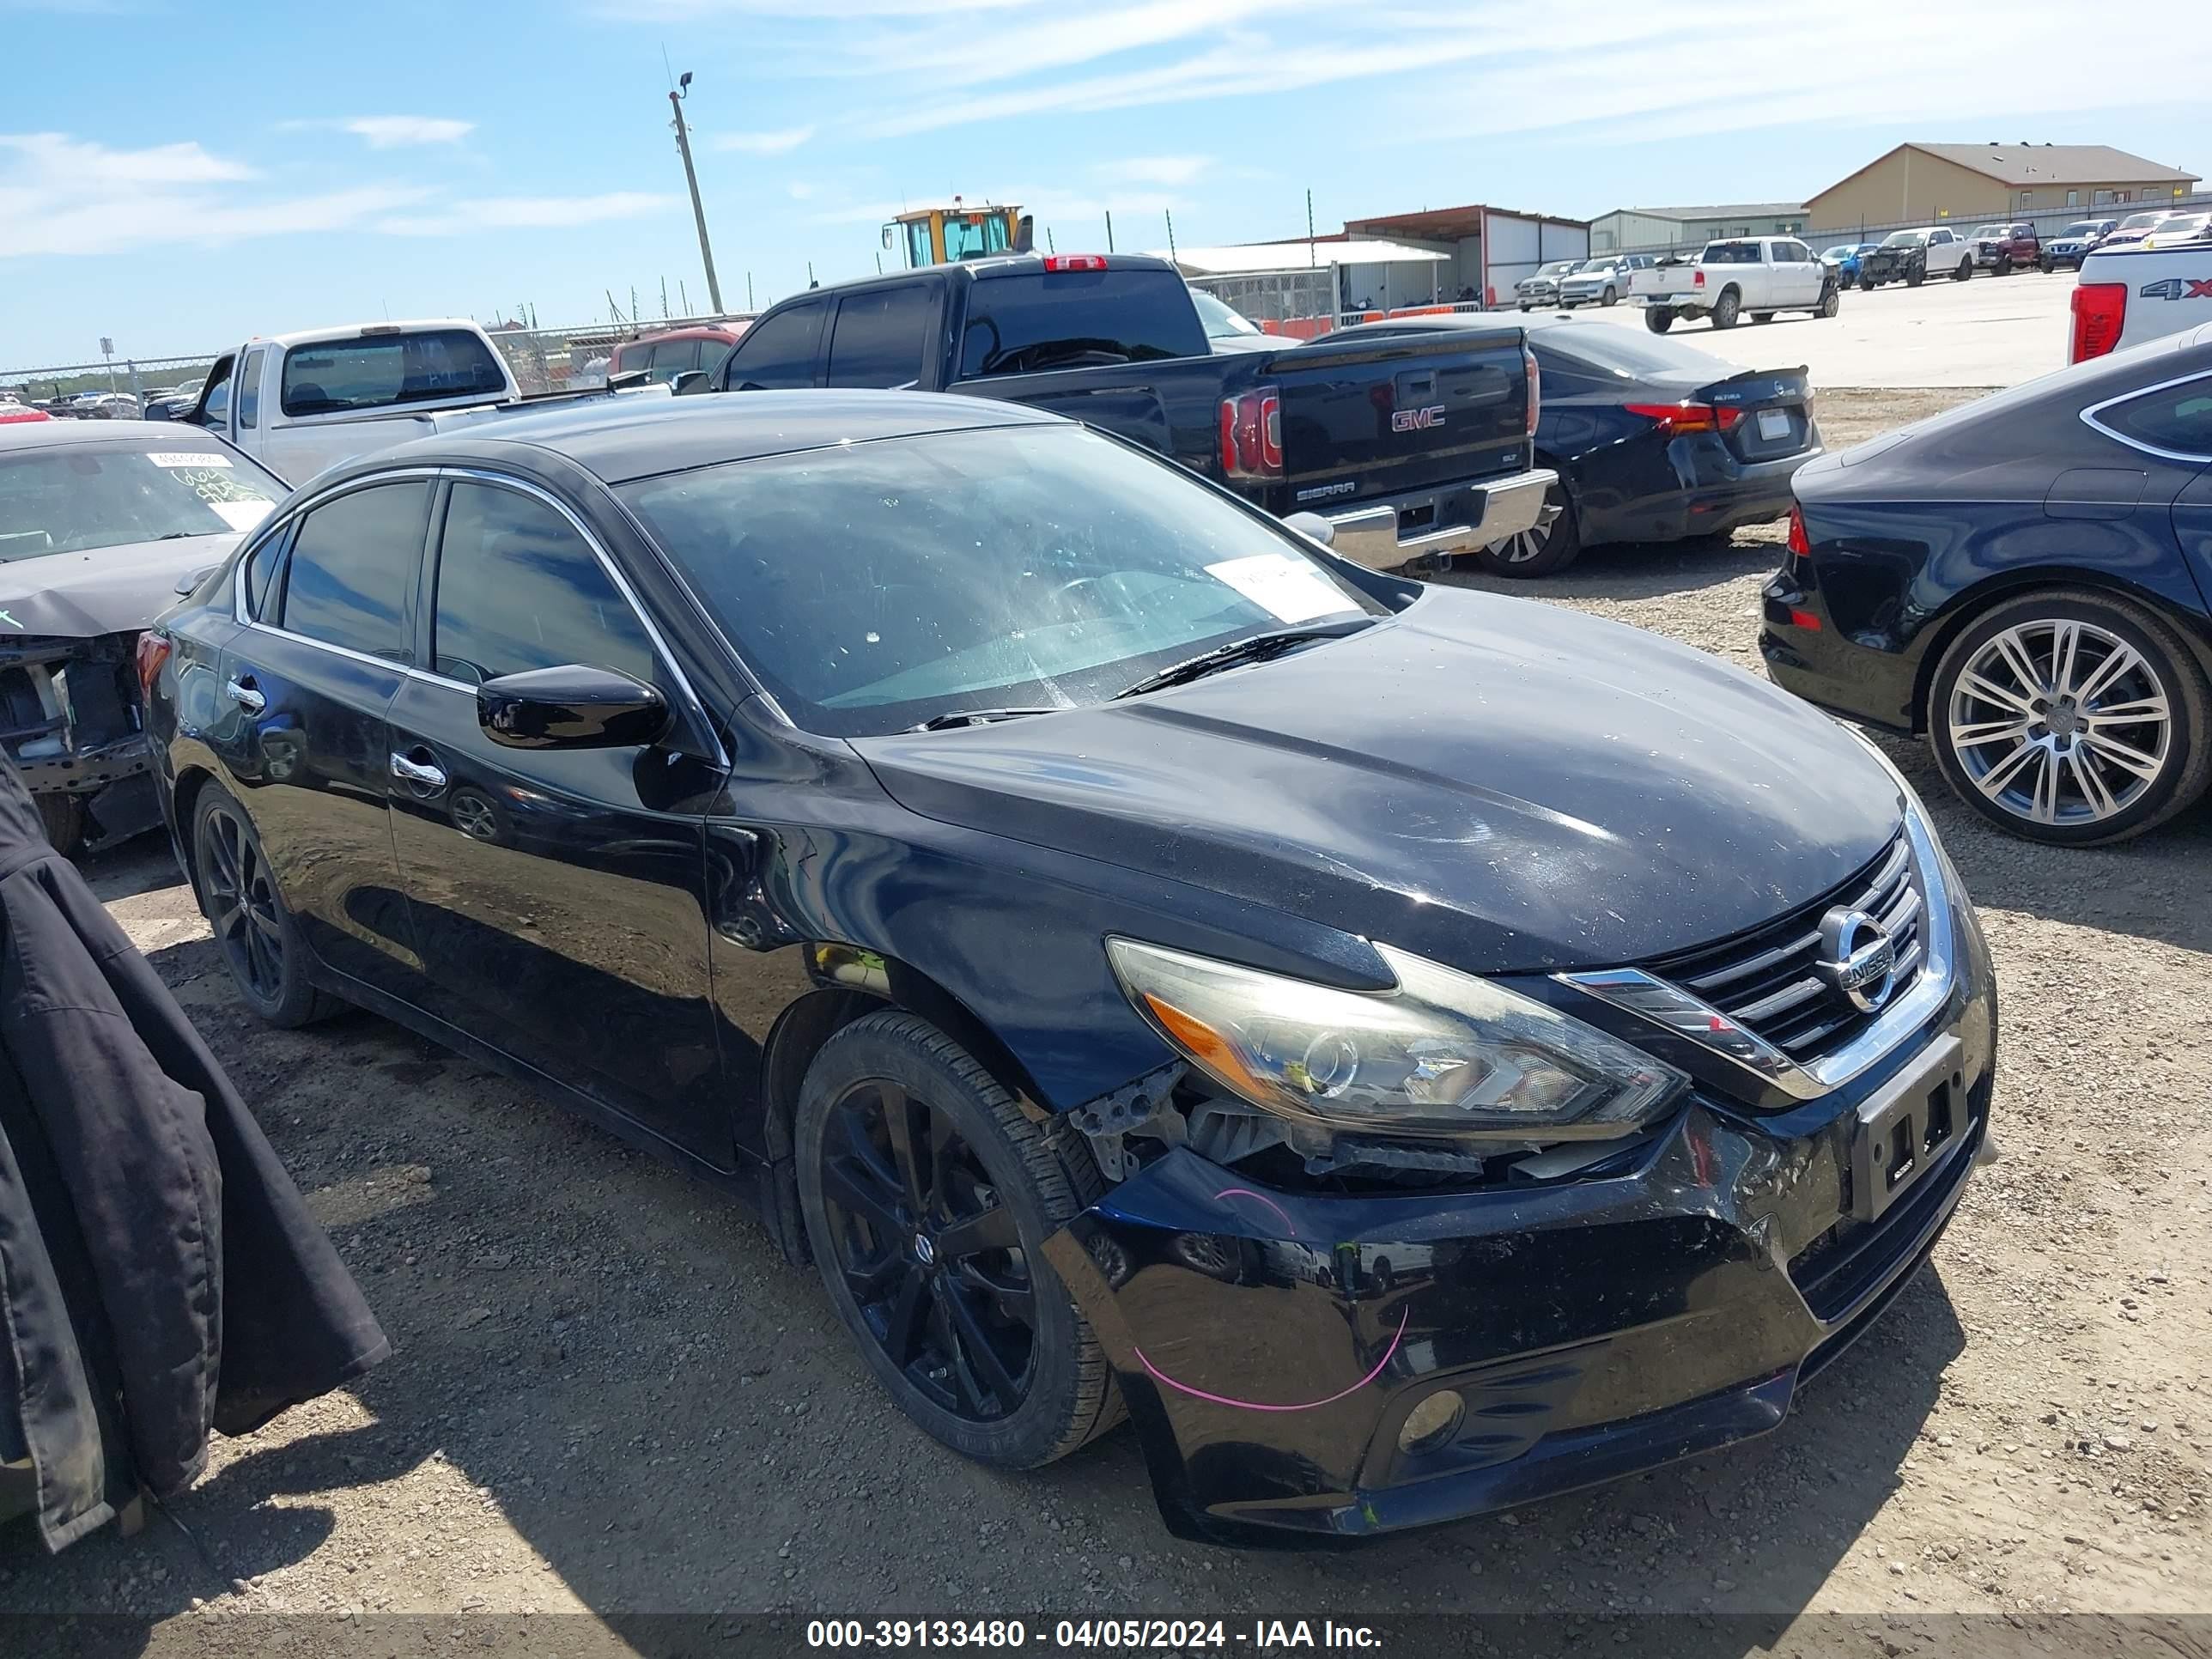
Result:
[1952, 256, 1972, 282]
[2039, 255, 2054, 274]
[1601, 285, 1619, 307]
[796, 1012, 1121, 1469]
[191, 783, 338, 1026]
[1928, 589, 2212, 845]
[1818, 283, 1841, 319]
[1860, 275, 1878, 291]
[1469, 479, 1581, 578]
[1905, 265, 1924, 288]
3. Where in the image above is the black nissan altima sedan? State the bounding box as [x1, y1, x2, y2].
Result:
[143, 391, 1996, 1544]
[1330, 314, 1820, 577]
[1764, 321, 2212, 846]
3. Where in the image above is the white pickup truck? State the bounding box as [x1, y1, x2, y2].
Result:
[2071, 237, 2212, 362]
[174, 319, 662, 485]
[1630, 237, 1840, 333]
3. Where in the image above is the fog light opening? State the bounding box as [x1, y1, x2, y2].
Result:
[1397, 1389, 1466, 1456]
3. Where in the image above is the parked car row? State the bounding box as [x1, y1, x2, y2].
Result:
[1630, 236, 1842, 331]
[1515, 254, 1653, 310]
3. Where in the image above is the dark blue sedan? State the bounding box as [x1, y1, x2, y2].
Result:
[1765, 320, 2212, 844]
[143, 392, 1995, 1543]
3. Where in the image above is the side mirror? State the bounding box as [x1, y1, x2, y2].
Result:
[670, 369, 710, 396]
[174, 564, 217, 597]
[1283, 511, 1334, 546]
[477, 665, 669, 750]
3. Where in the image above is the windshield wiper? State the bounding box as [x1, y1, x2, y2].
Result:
[1111, 619, 1372, 702]
[912, 706, 1065, 732]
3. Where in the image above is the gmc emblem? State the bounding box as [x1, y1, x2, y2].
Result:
[1391, 404, 1447, 434]
[2138, 276, 2212, 301]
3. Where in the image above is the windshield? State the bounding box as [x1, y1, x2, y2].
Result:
[1972, 226, 2005, 240]
[0, 441, 284, 562]
[2060, 222, 2100, 239]
[1189, 288, 1263, 338]
[619, 424, 1388, 737]
[1881, 230, 1930, 247]
[1573, 258, 1613, 273]
[2120, 213, 2167, 230]
[1536, 262, 1575, 278]
[2152, 215, 2211, 239]
[1821, 246, 1856, 258]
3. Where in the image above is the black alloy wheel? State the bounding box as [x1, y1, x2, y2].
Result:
[796, 1012, 1121, 1468]
[191, 784, 335, 1026]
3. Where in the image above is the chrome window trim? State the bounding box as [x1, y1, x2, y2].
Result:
[2079, 366, 2212, 465]
[1558, 798, 1958, 1103]
[230, 465, 729, 770]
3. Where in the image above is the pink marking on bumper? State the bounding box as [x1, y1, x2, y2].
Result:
[1214, 1187, 1297, 1237]
[1131, 1307, 1412, 1413]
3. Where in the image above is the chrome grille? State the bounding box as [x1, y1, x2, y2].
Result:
[1655, 830, 1924, 1062]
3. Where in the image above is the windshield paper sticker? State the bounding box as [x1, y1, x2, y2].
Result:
[146, 452, 233, 468]
[1205, 553, 1358, 625]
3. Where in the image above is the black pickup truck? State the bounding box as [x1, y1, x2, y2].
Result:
[702, 253, 1554, 571]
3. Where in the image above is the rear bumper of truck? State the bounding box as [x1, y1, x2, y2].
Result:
[1321, 468, 1557, 571]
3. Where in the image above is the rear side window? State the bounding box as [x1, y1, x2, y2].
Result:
[2094, 376, 2212, 459]
[431, 481, 656, 685]
[237, 347, 264, 429]
[826, 287, 936, 388]
[280, 330, 506, 417]
[275, 481, 431, 660]
[723, 301, 826, 389]
[958, 269, 1206, 379]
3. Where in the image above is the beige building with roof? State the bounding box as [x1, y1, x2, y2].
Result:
[1807, 143, 2200, 234]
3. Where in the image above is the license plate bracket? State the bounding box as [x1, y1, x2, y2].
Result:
[1757, 407, 1792, 441]
[1850, 1034, 1966, 1223]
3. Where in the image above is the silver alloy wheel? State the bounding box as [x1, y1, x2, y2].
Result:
[1946, 618, 2172, 827]
[1489, 517, 1551, 566]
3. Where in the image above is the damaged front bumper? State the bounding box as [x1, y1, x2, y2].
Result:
[1, 632, 161, 850]
[1042, 985, 1994, 1546]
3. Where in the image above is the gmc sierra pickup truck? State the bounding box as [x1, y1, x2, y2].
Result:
[702, 254, 1553, 572]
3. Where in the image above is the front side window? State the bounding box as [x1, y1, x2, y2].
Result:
[275, 481, 430, 660]
[826, 287, 935, 387]
[430, 482, 656, 686]
[619, 425, 1389, 738]
[0, 441, 284, 562]
[722, 301, 825, 390]
[280, 330, 506, 417]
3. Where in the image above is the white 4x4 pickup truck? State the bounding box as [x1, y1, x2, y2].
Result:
[174, 319, 662, 484]
[1630, 237, 1839, 333]
[2071, 237, 2212, 361]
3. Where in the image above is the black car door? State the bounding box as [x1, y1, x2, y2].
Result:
[212, 477, 431, 1001]
[382, 472, 732, 1163]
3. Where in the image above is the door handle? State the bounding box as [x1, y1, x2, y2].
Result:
[390, 750, 448, 791]
[224, 676, 265, 714]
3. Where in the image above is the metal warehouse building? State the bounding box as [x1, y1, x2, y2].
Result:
[1807, 143, 2201, 232]
[1337, 204, 1589, 311]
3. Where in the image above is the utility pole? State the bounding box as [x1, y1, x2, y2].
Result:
[1306, 189, 1316, 267]
[1164, 208, 1176, 263]
[1104, 210, 1115, 252]
[668, 71, 726, 314]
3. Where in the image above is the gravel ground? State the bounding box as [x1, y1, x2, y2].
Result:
[3, 388, 2208, 1655]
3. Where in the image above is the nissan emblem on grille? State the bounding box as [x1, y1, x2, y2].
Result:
[1816, 907, 1898, 1014]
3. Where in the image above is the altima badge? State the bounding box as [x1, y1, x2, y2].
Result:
[1817, 907, 1898, 1014]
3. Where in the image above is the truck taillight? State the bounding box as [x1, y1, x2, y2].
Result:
[1042, 254, 1108, 272]
[1693, 269, 1706, 289]
[2070, 282, 2126, 362]
[1218, 387, 1282, 479]
[135, 630, 172, 702]
[1523, 343, 1540, 437]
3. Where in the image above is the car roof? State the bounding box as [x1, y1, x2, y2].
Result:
[371, 389, 1065, 484]
[0, 417, 237, 452]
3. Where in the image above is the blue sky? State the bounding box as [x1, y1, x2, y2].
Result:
[3, 0, 2204, 368]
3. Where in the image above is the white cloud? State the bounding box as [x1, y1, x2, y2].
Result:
[376, 192, 674, 236]
[712, 125, 815, 155]
[0, 132, 252, 186]
[1093, 155, 1210, 188]
[341, 116, 476, 149]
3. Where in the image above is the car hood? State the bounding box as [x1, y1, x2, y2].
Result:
[0, 532, 238, 638]
[854, 589, 1905, 974]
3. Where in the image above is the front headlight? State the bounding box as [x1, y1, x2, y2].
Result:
[1106, 938, 1686, 1143]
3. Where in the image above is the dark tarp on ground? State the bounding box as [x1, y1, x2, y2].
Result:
[0, 756, 388, 1550]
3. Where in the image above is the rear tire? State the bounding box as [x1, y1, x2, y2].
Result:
[1927, 588, 2212, 846]
[1905, 266, 1924, 289]
[1644, 307, 1675, 334]
[1995, 254, 2013, 276]
[34, 793, 85, 856]
[1710, 287, 1741, 329]
[191, 783, 341, 1027]
[1469, 480, 1581, 578]
[796, 1012, 1121, 1469]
